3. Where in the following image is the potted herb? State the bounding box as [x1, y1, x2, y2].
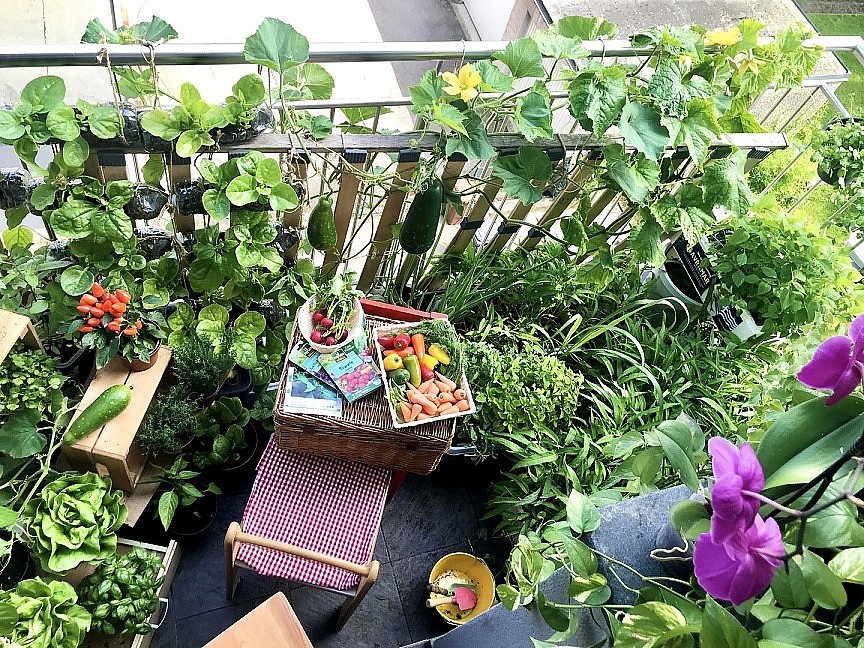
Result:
[69, 281, 165, 371]
[150, 457, 221, 538]
[172, 331, 236, 404]
[78, 546, 165, 638]
[812, 118, 864, 186]
[137, 386, 199, 456]
[0, 577, 91, 648]
[191, 396, 257, 473]
[21, 471, 127, 574]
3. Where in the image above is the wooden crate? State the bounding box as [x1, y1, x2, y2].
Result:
[0, 309, 43, 363]
[62, 350, 172, 492]
[74, 538, 181, 648]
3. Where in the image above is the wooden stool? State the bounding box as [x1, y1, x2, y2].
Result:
[203, 592, 312, 647]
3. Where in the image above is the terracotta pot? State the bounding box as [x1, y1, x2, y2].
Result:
[117, 341, 162, 373]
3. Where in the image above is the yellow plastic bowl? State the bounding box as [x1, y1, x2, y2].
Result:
[428, 552, 495, 625]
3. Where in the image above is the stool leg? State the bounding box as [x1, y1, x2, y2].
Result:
[336, 561, 379, 630]
[225, 522, 241, 599]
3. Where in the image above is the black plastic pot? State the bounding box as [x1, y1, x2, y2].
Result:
[218, 424, 260, 474]
[125, 184, 169, 221]
[818, 164, 841, 186]
[0, 539, 36, 590]
[134, 226, 174, 261]
[137, 107, 173, 153]
[0, 168, 31, 210]
[55, 345, 96, 384]
[165, 489, 218, 540]
[271, 222, 300, 257]
[171, 180, 205, 216]
[212, 106, 273, 146]
[217, 367, 254, 399]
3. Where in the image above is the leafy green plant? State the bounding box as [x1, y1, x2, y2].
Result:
[172, 331, 236, 398]
[47, 178, 135, 243]
[139, 82, 230, 157]
[153, 456, 220, 531]
[0, 577, 91, 648]
[812, 119, 864, 185]
[78, 546, 164, 637]
[138, 387, 199, 455]
[0, 246, 71, 339]
[192, 397, 251, 468]
[21, 471, 127, 573]
[0, 344, 65, 419]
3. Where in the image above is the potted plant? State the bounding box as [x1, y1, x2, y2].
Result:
[69, 281, 166, 371]
[77, 546, 165, 639]
[0, 577, 92, 647]
[0, 344, 66, 423]
[191, 397, 258, 474]
[137, 386, 199, 457]
[149, 457, 221, 538]
[20, 471, 127, 574]
[298, 271, 364, 353]
[172, 330, 236, 404]
[812, 118, 864, 186]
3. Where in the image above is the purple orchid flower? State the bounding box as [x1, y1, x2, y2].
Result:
[798, 314, 864, 406]
[707, 437, 764, 544]
[693, 513, 784, 606]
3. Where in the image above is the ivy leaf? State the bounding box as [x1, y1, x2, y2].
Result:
[409, 69, 444, 113]
[603, 144, 660, 204]
[432, 102, 468, 136]
[532, 30, 589, 60]
[614, 602, 689, 648]
[829, 548, 864, 584]
[0, 410, 46, 458]
[473, 60, 513, 92]
[701, 150, 752, 217]
[494, 38, 545, 78]
[491, 147, 552, 205]
[565, 491, 601, 533]
[568, 63, 627, 136]
[515, 91, 553, 142]
[445, 110, 495, 160]
[760, 618, 832, 648]
[618, 101, 669, 161]
[553, 16, 617, 39]
[243, 18, 309, 75]
[630, 210, 665, 267]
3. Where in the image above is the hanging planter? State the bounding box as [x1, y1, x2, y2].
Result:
[124, 184, 169, 221]
[813, 117, 864, 187]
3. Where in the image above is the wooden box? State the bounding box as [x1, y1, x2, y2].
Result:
[62, 350, 172, 492]
[0, 309, 43, 363]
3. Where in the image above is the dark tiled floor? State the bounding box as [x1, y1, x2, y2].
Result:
[139, 441, 507, 648]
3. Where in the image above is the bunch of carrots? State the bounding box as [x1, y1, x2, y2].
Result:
[397, 371, 471, 423]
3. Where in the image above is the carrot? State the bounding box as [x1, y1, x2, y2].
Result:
[454, 389, 466, 401]
[408, 390, 437, 414]
[438, 392, 456, 404]
[399, 402, 413, 423]
[456, 399, 470, 411]
[410, 403, 422, 422]
[426, 382, 440, 398]
[435, 402, 450, 414]
[411, 333, 425, 360]
[416, 413, 430, 420]
[434, 380, 452, 394]
[439, 404, 460, 415]
[435, 372, 457, 391]
[418, 380, 434, 394]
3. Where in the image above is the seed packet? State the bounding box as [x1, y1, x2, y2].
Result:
[318, 348, 382, 402]
[289, 341, 337, 388]
[280, 366, 343, 417]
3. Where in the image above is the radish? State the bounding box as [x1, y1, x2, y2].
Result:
[310, 330, 323, 343]
[325, 336, 336, 346]
[320, 317, 334, 329]
[312, 311, 324, 324]
[338, 330, 348, 342]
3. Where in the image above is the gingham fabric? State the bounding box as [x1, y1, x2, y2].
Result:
[237, 436, 390, 591]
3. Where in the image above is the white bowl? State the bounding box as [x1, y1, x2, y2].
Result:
[298, 296, 364, 354]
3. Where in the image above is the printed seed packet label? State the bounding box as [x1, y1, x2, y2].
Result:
[289, 341, 337, 388]
[318, 348, 382, 402]
[280, 366, 343, 417]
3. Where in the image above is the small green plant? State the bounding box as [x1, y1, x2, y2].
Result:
[138, 387, 199, 455]
[0, 344, 66, 419]
[192, 397, 251, 468]
[0, 578, 92, 648]
[812, 119, 864, 186]
[78, 546, 164, 637]
[172, 331, 236, 398]
[153, 457, 220, 531]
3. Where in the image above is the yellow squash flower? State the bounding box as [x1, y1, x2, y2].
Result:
[442, 64, 483, 102]
[705, 27, 741, 47]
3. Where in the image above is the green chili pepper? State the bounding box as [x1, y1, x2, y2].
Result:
[402, 355, 422, 388]
[387, 369, 411, 386]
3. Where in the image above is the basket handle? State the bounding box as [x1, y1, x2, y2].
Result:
[150, 597, 170, 630]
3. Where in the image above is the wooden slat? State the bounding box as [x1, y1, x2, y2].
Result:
[486, 201, 530, 253]
[168, 153, 195, 233]
[323, 149, 367, 274]
[0, 310, 43, 363]
[357, 150, 420, 292]
[203, 593, 313, 648]
[443, 176, 502, 257]
[97, 150, 128, 182]
[282, 152, 308, 228]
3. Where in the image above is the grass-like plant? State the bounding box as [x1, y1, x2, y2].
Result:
[137, 387, 199, 455]
[172, 331, 235, 399]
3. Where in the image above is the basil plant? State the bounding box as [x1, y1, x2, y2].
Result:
[22, 471, 127, 573]
[0, 577, 91, 648]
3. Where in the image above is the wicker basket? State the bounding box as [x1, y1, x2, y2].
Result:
[273, 313, 455, 474]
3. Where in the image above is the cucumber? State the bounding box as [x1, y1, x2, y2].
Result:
[307, 195, 336, 251]
[399, 178, 443, 255]
[756, 395, 864, 479]
[62, 385, 133, 445]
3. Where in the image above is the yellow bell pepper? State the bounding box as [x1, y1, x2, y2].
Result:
[383, 354, 404, 372]
[420, 354, 438, 371]
[427, 343, 450, 365]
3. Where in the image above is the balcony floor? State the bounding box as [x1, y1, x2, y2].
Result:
[141, 440, 506, 648]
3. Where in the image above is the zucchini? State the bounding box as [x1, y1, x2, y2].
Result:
[62, 385, 133, 445]
[399, 178, 443, 255]
[307, 195, 336, 251]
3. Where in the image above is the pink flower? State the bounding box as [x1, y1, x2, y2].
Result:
[694, 514, 784, 606]
[798, 314, 864, 405]
[707, 438, 764, 544]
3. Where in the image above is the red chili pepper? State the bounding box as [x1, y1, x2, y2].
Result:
[112, 302, 127, 314]
[76, 305, 92, 315]
[377, 336, 396, 350]
[115, 290, 131, 304]
[91, 283, 105, 298]
[79, 325, 94, 333]
[107, 321, 121, 333]
[89, 307, 104, 318]
[80, 294, 98, 306]
[122, 327, 138, 336]
[87, 317, 101, 327]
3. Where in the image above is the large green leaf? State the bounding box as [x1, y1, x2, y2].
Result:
[140, 109, 181, 140]
[630, 210, 665, 267]
[157, 490, 178, 531]
[46, 105, 80, 141]
[21, 75, 66, 112]
[515, 91, 553, 142]
[92, 206, 134, 241]
[568, 63, 627, 136]
[235, 311, 267, 338]
[0, 410, 46, 458]
[0, 109, 25, 139]
[226, 174, 259, 206]
[603, 144, 660, 204]
[176, 130, 206, 158]
[409, 69, 444, 113]
[798, 551, 847, 610]
[702, 596, 755, 648]
[565, 491, 601, 533]
[759, 619, 832, 648]
[432, 102, 468, 135]
[701, 150, 752, 217]
[828, 548, 864, 584]
[670, 98, 721, 167]
[445, 110, 495, 160]
[62, 137, 90, 168]
[244, 18, 309, 75]
[618, 101, 670, 161]
[614, 601, 692, 648]
[269, 183, 299, 211]
[2, 226, 33, 250]
[494, 38, 545, 78]
[59, 266, 95, 296]
[532, 30, 589, 60]
[553, 16, 617, 39]
[474, 60, 514, 93]
[78, 100, 122, 139]
[491, 147, 552, 205]
[283, 62, 335, 100]
[50, 199, 97, 239]
[129, 15, 178, 44]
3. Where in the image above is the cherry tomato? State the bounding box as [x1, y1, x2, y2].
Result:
[80, 294, 98, 306]
[393, 333, 411, 351]
[79, 325, 94, 333]
[122, 327, 138, 336]
[91, 283, 105, 298]
[87, 317, 101, 327]
[76, 305, 92, 315]
[107, 322, 121, 333]
[89, 307, 104, 318]
[115, 290, 131, 304]
[135, 320, 143, 330]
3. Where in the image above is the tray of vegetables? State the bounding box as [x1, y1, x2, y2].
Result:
[374, 318, 475, 427]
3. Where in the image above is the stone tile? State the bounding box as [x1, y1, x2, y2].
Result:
[174, 595, 273, 647]
[381, 474, 477, 562]
[290, 561, 412, 648]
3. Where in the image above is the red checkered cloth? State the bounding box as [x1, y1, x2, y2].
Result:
[237, 436, 390, 591]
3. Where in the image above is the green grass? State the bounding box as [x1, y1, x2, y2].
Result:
[808, 13, 864, 115]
